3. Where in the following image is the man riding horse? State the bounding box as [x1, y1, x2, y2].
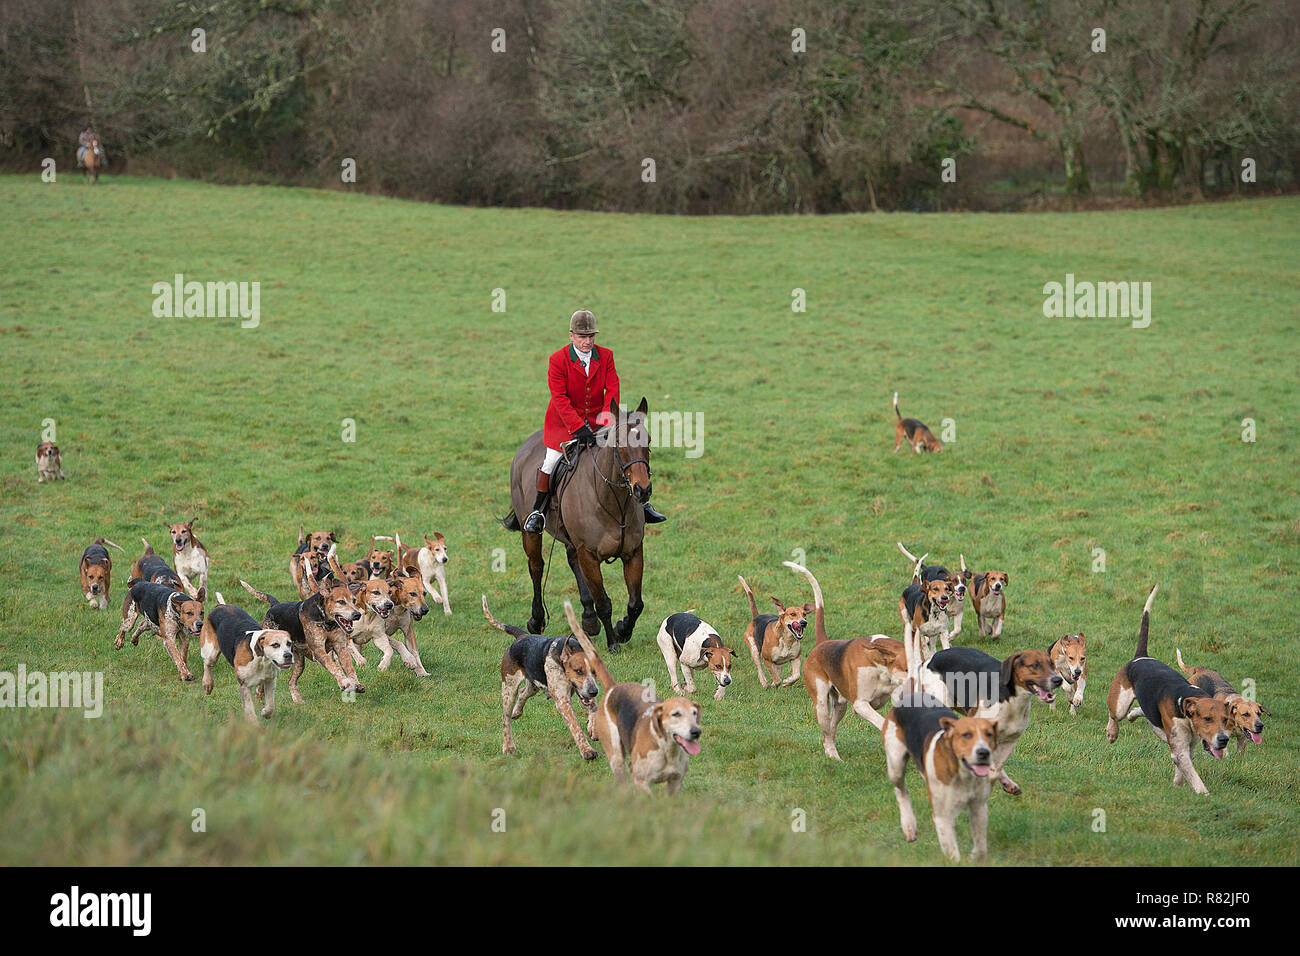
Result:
[510, 309, 666, 533]
[76, 124, 105, 168]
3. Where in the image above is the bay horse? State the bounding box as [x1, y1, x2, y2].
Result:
[507, 397, 653, 652]
[83, 136, 102, 185]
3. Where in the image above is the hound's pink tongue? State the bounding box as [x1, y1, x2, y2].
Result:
[675, 735, 701, 755]
[1035, 687, 1055, 703]
[1249, 732, 1262, 744]
[1210, 747, 1225, 760]
[968, 763, 990, 777]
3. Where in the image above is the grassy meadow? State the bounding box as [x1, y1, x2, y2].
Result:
[1, 174, 1297, 865]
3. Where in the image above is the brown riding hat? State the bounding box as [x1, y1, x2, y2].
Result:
[569, 309, 599, 335]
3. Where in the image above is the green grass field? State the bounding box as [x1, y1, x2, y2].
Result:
[1, 174, 1297, 865]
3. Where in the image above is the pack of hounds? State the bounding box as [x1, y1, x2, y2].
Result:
[478, 544, 1270, 862]
[57, 422, 1271, 863]
[78, 523, 452, 721]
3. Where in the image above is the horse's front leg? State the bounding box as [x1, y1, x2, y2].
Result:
[614, 546, 645, 645]
[574, 548, 617, 653]
[522, 529, 546, 633]
[565, 545, 600, 639]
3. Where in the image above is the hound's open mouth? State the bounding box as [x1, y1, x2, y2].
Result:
[277, 659, 292, 670]
[789, 620, 805, 639]
[964, 760, 991, 777]
[335, 615, 355, 633]
[1248, 731, 1262, 744]
[1029, 683, 1055, 704]
[412, 608, 427, 621]
[375, 605, 390, 619]
[674, 734, 701, 755]
[1209, 746, 1225, 759]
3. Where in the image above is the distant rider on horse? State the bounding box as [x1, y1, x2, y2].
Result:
[522, 309, 667, 533]
[76, 124, 104, 167]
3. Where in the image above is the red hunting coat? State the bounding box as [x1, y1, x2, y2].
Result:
[543, 344, 620, 448]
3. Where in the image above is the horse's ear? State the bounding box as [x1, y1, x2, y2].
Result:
[637, 396, 648, 414]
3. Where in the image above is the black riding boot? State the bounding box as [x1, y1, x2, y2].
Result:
[642, 502, 667, 523]
[523, 469, 551, 533]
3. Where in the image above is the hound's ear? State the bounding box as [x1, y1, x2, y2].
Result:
[1259, 703, 1272, 717]
[1003, 573, 1010, 586]
[347, 581, 363, 595]
[636, 396, 648, 414]
[196, 587, 206, 604]
[939, 716, 958, 734]
[1000, 653, 1020, 693]
[434, 532, 445, 543]
[803, 602, 815, 613]
[651, 702, 665, 725]
[609, 398, 618, 417]
[770, 596, 786, 612]
[328, 531, 338, 543]
[692, 702, 701, 722]
[248, 630, 264, 657]
[549, 639, 566, 662]
[987, 720, 998, 741]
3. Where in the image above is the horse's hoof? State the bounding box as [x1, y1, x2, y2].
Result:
[606, 642, 622, 655]
[527, 620, 544, 634]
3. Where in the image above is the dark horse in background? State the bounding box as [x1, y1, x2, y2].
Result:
[507, 397, 653, 652]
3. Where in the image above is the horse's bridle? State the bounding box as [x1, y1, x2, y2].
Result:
[589, 431, 651, 563]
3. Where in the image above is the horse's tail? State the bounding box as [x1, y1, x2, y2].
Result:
[564, 600, 615, 692]
[783, 561, 826, 645]
[482, 595, 529, 639]
[737, 574, 759, 621]
[498, 509, 521, 531]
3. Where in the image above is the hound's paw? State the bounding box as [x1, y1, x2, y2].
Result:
[714, 688, 725, 701]
[902, 825, 917, 842]
[1000, 777, 1021, 796]
[581, 748, 599, 760]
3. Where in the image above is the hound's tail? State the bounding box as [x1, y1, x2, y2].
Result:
[783, 561, 827, 645]
[737, 574, 759, 621]
[140, 537, 154, 553]
[1134, 585, 1158, 659]
[564, 600, 615, 691]
[481, 595, 529, 639]
[373, 535, 396, 542]
[1175, 647, 1193, 675]
[99, 538, 126, 552]
[240, 580, 279, 606]
[214, 591, 226, 606]
[893, 392, 902, 419]
[897, 541, 920, 564]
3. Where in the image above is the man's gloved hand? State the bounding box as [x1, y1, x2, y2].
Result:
[574, 425, 597, 447]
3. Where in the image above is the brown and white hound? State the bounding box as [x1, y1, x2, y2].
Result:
[1176, 648, 1269, 754]
[567, 602, 702, 794]
[1105, 586, 1232, 794]
[79, 537, 124, 610]
[893, 393, 943, 453]
[883, 690, 998, 862]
